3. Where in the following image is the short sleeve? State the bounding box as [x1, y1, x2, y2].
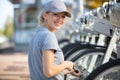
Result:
[42, 32, 58, 52]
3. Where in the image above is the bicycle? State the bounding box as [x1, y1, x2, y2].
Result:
[65, 0, 120, 79]
[85, 1, 120, 80]
[85, 58, 120, 80]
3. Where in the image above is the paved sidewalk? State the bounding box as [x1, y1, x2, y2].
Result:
[0, 53, 30, 80]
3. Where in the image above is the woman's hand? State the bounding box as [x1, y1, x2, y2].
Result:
[62, 69, 74, 75]
[63, 61, 75, 71]
[62, 67, 81, 77]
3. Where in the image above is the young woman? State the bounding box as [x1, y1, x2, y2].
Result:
[28, 0, 81, 80]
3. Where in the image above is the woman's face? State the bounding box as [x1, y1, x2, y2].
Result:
[43, 12, 66, 32]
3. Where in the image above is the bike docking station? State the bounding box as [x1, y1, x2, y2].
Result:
[63, 0, 120, 80]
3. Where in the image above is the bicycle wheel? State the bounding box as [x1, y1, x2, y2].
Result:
[62, 42, 85, 55]
[65, 48, 106, 80]
[85, 58, 120, 80]
[63, 42, 106, 59]
[58, 38, 70, 48]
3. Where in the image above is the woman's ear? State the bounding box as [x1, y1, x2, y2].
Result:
[42, 12, 47, 20]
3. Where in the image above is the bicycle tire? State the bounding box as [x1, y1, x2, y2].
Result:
[58, 38, 71, 48]
[65, 44, 96, 59]
[71, 48, 106, 62]
[58, 38, 70, 44]
[85, 58, 120, 80]
[64, 43, 106, 60]
[62, 42, 85, 55]
[65, 48, 106, 80]
[62, 43, 93, 59]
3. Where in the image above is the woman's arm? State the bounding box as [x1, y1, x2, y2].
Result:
[42, 49, 74, 78]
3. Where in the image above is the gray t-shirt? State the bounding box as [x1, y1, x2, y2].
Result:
[28, 27, 64, 80]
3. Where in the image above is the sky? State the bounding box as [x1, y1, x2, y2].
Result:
[0, 0, 14, 30]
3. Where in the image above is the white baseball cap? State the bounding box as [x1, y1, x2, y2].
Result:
[43, 0, 71, 17]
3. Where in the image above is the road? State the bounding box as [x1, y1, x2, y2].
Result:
[0, 52, 30, 80]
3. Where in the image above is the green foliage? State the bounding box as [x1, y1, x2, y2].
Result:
[0, 30, 3, 34]
[3, 16, 14, 38]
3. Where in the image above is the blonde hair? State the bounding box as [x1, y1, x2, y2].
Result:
[37, 10, 45, 26]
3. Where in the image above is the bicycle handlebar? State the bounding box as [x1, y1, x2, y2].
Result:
[73, 67, 79, 73]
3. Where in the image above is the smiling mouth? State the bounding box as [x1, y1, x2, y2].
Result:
[55, 23, 60, 26]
